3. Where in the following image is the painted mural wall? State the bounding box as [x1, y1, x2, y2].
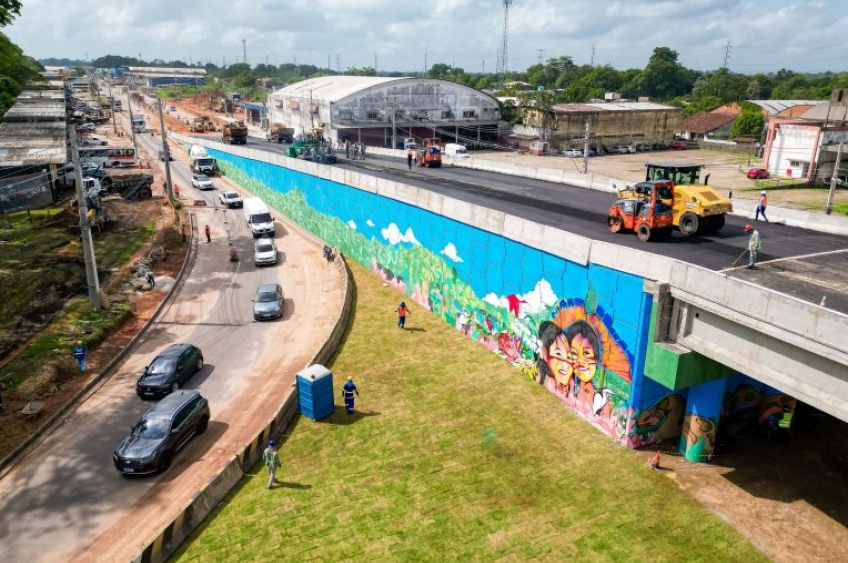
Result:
[211, 151, 654, 441]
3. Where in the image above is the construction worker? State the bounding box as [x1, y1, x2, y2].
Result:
[205, 224, 211, 243]
[755, 190, 769, 222]
[407, 148, 413, 170]
[72, 340, 87, 374]
[263, 439, 280, 489]
[341, 377, 359, 414]
[173, 184, 180, 199]
[745, 224, 761, 269]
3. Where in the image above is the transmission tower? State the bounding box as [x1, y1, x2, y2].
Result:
[496, 0, 514, 82]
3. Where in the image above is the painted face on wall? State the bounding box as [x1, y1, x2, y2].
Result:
[570, 331, 597, 383]
[546, 332, 574, 387]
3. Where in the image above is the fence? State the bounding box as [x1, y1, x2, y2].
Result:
[0, 173, 54, 214]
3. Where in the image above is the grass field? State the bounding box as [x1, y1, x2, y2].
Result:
[172, 260, 769, 563]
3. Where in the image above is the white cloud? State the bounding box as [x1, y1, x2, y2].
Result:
[347, 219, 357, 230]
[483, 279, 558, 315]
[381, 223, 420, 246]
[6, 1, 845, 73]
[440, 242, 463, 263]
[366, 219, 375, 227]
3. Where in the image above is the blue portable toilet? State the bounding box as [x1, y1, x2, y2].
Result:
[297, 364, 335, 421]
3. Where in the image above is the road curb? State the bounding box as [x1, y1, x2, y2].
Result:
[130, 251, 353, 563]
[0, 215, 197, 478]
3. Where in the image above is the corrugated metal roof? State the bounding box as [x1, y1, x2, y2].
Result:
[4, 105, 65, 121]
[127, 66, 206, 75]
[553, 101, 677, 113]
[18, 90, 65, 100]
[0, 146, 67, 166]
[748, 100, 824, 115]
[273, 76, 407, 104]
[799, 103, 848, 122]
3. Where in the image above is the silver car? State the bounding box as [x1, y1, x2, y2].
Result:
[191, 174, 214, 190]
[253, 283, 284, 321]
[253, 237, 277, 266]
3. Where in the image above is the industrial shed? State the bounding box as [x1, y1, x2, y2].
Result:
[122, 67, 207, 88]
[267, 76, 506, 148]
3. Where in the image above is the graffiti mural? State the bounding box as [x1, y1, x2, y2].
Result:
[681, 414, 718, 462]
[536, 300, 633, 437]
[722, 380, 796, 437]
[627, 394, 686, 448]
[209, 153, 647, 443]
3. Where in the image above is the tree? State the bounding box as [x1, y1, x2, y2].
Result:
[638, 47, 696, 100]
[0, 0, 21, 27]
[730, 104, 765, 139]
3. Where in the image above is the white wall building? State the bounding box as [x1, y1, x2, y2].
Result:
[267, 76, 505, 148]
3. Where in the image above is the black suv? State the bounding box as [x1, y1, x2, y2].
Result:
[113, 390, 210, 474]
[136, 343, 204, 399]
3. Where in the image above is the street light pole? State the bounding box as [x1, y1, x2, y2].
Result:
[70, 133, 101, 310]
[126, 90, 139, 158]
[107, 79, 117, 135]
[157, 98, 175, 200]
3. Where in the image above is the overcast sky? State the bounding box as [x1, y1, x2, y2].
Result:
[6, 0, 847, 74]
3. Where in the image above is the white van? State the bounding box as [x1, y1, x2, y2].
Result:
[243, 197, 275, 238]
[444, 143, 470, 158]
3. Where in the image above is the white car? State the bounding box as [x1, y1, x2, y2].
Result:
[624, 145, 637, 154]
[79, 137, 108, 147]
[219, 190, 243, 208]
[562, 148, 582, 158]
[253, 237, 277, 266]
[191, 174, 214, 190]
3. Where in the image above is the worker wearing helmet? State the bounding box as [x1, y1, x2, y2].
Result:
[263, 439, 280, 489]
[71, 340, 87, 374]
[745, 224, 761, 269]
[342, 376, 359, 415]
[755, 190, 769, 222]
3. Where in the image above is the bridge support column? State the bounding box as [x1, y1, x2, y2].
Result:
[679, 377, 726, 463]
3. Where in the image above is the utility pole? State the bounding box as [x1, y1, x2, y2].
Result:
[107, 79, 117, 134]
[826, 141, 843, 215]
[125, 90, 139, 158]
[70, 133, 101, 310]
[242, 39, 247, 64]
[336, 53, 341, 73]
[157, 98, 175, 200]
[424, 52, 428, 75]
[582, 122, 591, 174]
[590, 44, 596, 66]
[722, 41, 732, 69]
[391, 108, 396, 151]
[536, 49, 544, 66]
[374, 52, 378, 74]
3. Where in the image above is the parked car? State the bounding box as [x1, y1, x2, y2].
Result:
[747, 168, 770, 179]
[669, 141, 687, 150]
[562, 148, 582, 158]
[636, 143, 653, 152]
[113, 390, 210, 475]
[219, 190, 243, 208]
[652, 142, 669, 151]
[79, 137, 107, 147]
[585, 148, 597, 157]
[828, 175, 848, 188]
[253, 282, 284, 321]
[135, 343, 204, 399]
[624, 145, 637, 154]
[253, 237, 277, 266]
[191, 173, 214, 190]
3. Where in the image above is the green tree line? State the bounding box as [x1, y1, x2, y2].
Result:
[0, 1, 42, 118]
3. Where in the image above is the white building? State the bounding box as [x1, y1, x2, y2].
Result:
[267, 76, 505, 148]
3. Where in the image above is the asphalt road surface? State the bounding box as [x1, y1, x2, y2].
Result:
[0, 115, 346, 563]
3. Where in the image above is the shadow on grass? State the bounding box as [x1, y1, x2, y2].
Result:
[318, 409, 381, 426]
[402, 327, 427, 333]
[274, 481, 312, 490]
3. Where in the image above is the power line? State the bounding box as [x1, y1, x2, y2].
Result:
[722, 41, 732, 69]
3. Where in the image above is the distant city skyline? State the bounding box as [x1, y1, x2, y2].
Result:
[7, 0, 848, 75]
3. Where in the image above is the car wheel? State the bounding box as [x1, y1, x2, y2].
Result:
[679, 212, 699, 236]
[196, 416, 209, 435]
[196, 354, 204, 372]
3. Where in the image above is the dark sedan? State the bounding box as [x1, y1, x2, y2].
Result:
[113, 390, 210, 475]
[136, 343, 204, 399]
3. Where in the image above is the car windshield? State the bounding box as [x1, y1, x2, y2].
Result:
[197, 158, 214, 166]
[253, 212, 272, 223]
[132, 417, 170, 439]
[256, 241, 274, 253]
[196, 175, 209, 182]
[224, 192, 239, 200]
[148, 356, 177, 375]
[256, 289, 278, 302]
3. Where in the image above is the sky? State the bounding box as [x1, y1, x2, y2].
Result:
[5, 0, 848, 74]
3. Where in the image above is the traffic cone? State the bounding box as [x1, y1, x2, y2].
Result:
[650, 449, 661, 469]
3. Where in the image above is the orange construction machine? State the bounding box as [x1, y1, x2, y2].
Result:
[418, 138, 442, 168]
[607, 180, 675, 242]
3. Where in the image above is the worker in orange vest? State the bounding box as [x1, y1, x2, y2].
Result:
[755, 190, 769, 222]
[174, 184, 181, 199]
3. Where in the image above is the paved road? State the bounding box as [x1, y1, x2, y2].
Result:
[243, 141, 848, 313]
[0, 114, 346, 563]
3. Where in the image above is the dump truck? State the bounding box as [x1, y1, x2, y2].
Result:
[629, 161, 733, 235]
[222, 121, 248, 145]
[418, 138, 442, 168]
[266, 123, 295, 143]
[608, 180, 675, 242]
